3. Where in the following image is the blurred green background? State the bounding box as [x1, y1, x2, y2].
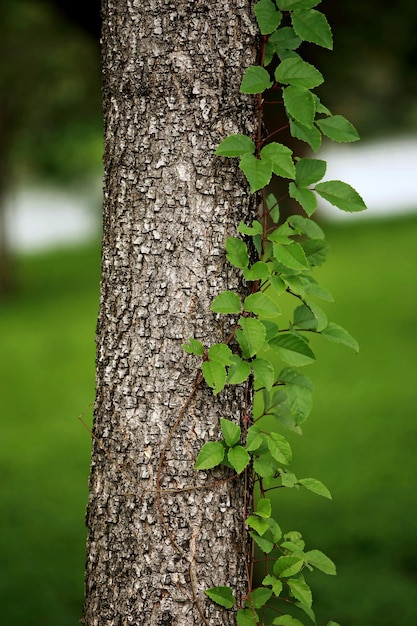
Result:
[0, 1, 416, 625]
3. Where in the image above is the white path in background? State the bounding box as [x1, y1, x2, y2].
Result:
[4, 137, 417, 252]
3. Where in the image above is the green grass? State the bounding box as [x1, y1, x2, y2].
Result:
[0, 215, 416, 625]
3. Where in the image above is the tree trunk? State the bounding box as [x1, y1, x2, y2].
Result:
[82, 2, 256, 625]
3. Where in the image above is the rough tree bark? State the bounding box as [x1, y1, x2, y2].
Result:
[82, 2, 257, 625]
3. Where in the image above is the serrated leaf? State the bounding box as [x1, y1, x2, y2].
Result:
[298, 477, 332, 499]
[273, 616, 304, 626]
[279, 366, 313, 390]
[275, 57, 323, 89]
[254, 0, 282, 34]
[246, 514, 269, 536]
[274, 556, 304, 578]
[277, 0, 320, 9]
[263, 575, 283, 596]
[269, 26, 301, 52]
[292, 8, 333, 49]
[202, 361, 227, 395]
[208, 343, 233, 365]
[239, 153, 273, 193]
[288, 578, 313, 608]
[281, 470, 298, 487]
[243, 261, 271, 281]
[273, 241, 309, 270]
[283, 86, 315, 128]
[238, 220, 263, 236]
[240, 65, 273, 94]
[316, 114, 359, 142]
[290, 118, 322, 152]
[267, 432, 292, 465]
[285, 378, 313, 424]
[204, 586, 235, 609]
[228, 354, 251, 385]
[244, 292, 282, 319]
[246, 587, 273, 609]
[327, 622, 342, 626]
[220, 418, 241, 447]
[268, 518, 283, 543]
[315, 180, 367, 213]
[250, 531, 274, 554]
[226, 236, 249, 268]
[211, 290, 241, 315]
[288, 215, 324, 239]
[269, 333, 315, 366]
[305, 549, 337, 575]
[289, 182, 318, 216]
[295, 601, 316, 623]
[246, 425, 264, 452]
[236, 316, 266, 358]
[261, 142, 295, 179]
[295, 158, 326, 186]
[215, 134, 255, 157]
[302, 238, 330, 266]
[237, 608, 259, 626]
[228, 445, 250, 473]
[182, 338, 204, 356]
[321, 322, 359, 352]
[255, 497, 272, 518]
[254, 454, 277, 480]
[252, 357, 275, 390]
[301, 275, 333, 301]
[195, 441, 225, 470]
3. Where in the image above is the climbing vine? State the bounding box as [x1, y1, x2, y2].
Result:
[181, 1, 366, 625]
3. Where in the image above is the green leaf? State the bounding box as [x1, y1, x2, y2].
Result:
[255, 497, 272, 518]
[254, 454, 277, 481]
[204, 586, 235, 609]
[220, 418, 241, 447]
[244, 292, 282, 319]
[268, 518, 283, 543]
[295, 158, 326, 186]
[228, 354, 252, 384]
[327, 622, 342, 626]
[236, 317, 266, 358]
[274, 556, 304, 578]
[238, 220, 263, 236]
[267, 432, 292, 465]
[211, 290, 241, 315]
[301, 238, 330, 267]
[295, 601, 316, 623]
[289, 182, 318, 216]
[290, 118, 322, 152]
[321, 322, 359, 352]
[269, 27, 301, 53]
[275, 57, 324, 89]
[316, 114, 360, 142]
[195, 441, 225, 470]
[239, 153, 273, 193]
[285, 378, 313, 424]
[305, 549, 337, 575]
[240, 65, 273, 94]
[182, 338, 204, 356]
[288, 578, 313, 608]
[283, 86, 315, 128]
[246, 426, 264, 452]
[262, 574, 283, 596]
[269, 333, 315, 366]
[228, 445, 250, 473]
[292, 8, 333, 49]
[281, 470, 298, 488]
[208, 343, 233, 366]
[237, 608, 259, 626]
[254, 0, 282, 34]
[277, 0, 320, 9]
[250, 531, 274, 554]
[298, 477, 332, 499]
[261, 142, 295, 179]
[202, 361, 227, 395]
[288, 215, 324, 239]
[246, 514, 269, 536]
[243, 261, 271, 281]
[226, 236, 249, 269]
[315, 180, 367, 212]
[215, 134, 255, 157]
[293, 302, 325, 331]
[273, 615, 305, 625]
[246, 587, 273, 609]
[301, 275, 333, 301]
[252, 357, 275, 390]
[273, 241, 309, 270]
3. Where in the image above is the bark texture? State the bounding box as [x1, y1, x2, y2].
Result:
[83, 2, 256, 624]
